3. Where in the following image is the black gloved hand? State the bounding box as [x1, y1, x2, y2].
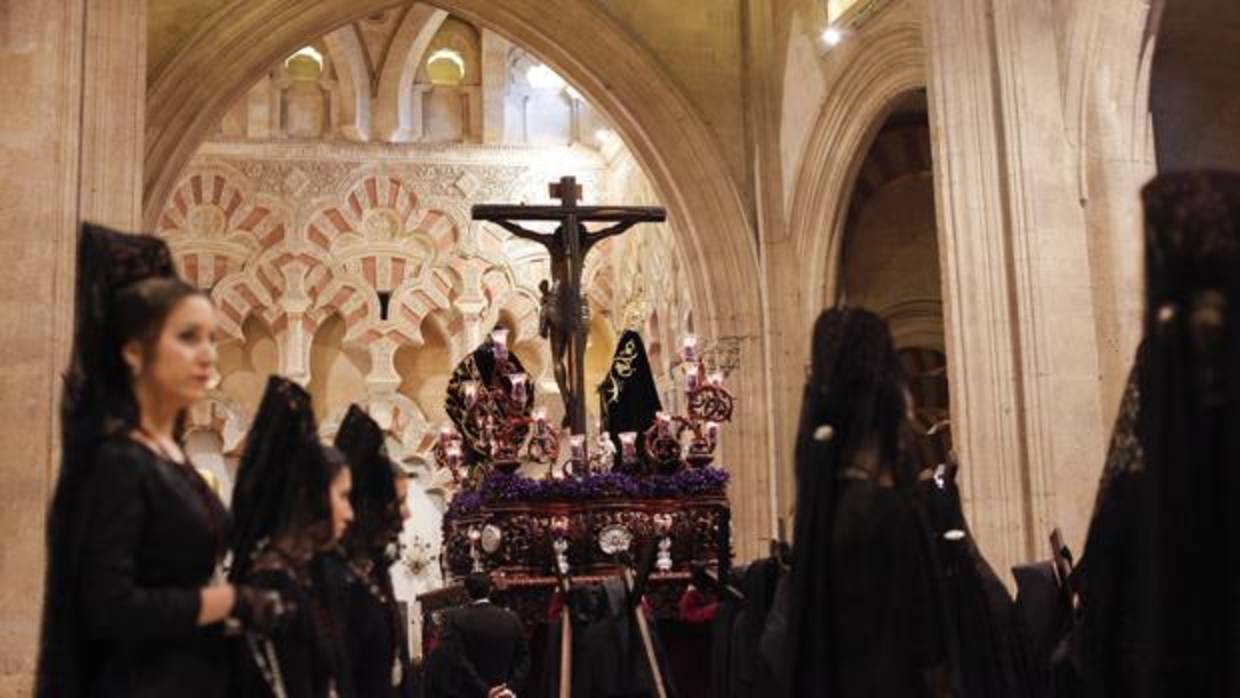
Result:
[233, 585, 293, 635]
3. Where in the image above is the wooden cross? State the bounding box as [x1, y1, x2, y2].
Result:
[472, 176, 666, 436]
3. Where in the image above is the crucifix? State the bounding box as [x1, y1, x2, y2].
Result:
[472, 175, 666, 437]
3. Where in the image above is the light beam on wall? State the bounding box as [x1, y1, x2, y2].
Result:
[286, 45, 324, 69]
[427, 48, 467, 85]
[526, 63, 567, 90]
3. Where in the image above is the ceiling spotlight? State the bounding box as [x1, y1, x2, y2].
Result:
[822, 26, 844, 47]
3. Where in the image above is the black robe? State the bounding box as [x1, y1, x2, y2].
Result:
[70, 438, 231, 698]
[576, 580, 678, 698]
[725, 559, 782, 698]
[916, 473, 1032, 698]
[543, 580, 678, 698]
[824, 479, 948, 697]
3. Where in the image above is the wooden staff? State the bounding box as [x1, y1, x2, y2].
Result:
[624, 544, 668, 698]
[555, 572, 573, 698]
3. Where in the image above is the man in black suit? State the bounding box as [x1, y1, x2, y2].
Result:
[438, 573, 531, 698]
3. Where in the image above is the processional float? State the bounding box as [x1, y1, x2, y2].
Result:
[418, 177, 736, 697]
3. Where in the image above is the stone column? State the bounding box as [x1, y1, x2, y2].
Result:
[80, 0, 145, 228]
[479, 29, 511, 145]
[0, 0, 145, 693]
[925, 0, 1106, 574]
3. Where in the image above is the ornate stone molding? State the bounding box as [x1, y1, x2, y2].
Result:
[788, 21, 925, 318]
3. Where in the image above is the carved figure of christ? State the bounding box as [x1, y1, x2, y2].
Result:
[472, 176, 666, 436]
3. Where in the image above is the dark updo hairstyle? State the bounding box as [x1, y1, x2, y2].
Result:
[274, 445, 350, 561]
[101, 276, 208, 437]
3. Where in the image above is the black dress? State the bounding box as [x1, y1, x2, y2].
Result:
[76, 437, 230, 698]
[916, 473, 1032, 698]
[238, 550, 355, 698]
[828, 478, 947, 697]
[344, 561, 416, 698]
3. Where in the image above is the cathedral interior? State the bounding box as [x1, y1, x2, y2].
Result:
[3, 0, 1239, 694]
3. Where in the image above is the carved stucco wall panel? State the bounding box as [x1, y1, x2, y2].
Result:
[156, 139, 687, 483]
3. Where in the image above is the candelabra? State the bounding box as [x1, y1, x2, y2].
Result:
[436, 332, 735, 481]
[636, 335, 735, 472]
[435, 328, 561, 479]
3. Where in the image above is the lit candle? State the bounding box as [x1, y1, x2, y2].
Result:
[619, 432, 638, 463]
[510, 372, 528, 404]
[684, 361, 700, 392]
[446, 443, 462, 468]
[680, 335, 699, 363]
[705, 421, 721, 444]
[656, 411, 672, 436]
[463, 381, 479, 408]
[490, 328, 510, 362]
[439, 424, 455, 446]
[533, 407, 547, 424]
[570, 434, 587, 462]
[707, 372, 724, 387]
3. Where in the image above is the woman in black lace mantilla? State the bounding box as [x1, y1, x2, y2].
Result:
[335, 403, 417, 698]
[783, 307, 954, 698]
[1074, 171, 1240, 698]
[35, 223, 279, 698]
[231, 376, 358, 698]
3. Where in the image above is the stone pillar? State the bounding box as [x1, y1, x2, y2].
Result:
[479, 29, 511, 145]
[246, 75, 274, 140]
[80, 0, 145, 228]
[0, 0, 145, 693]
[925, 0, 1106, 573]
[365, 336, 403, 399]
[410, 84, 432, 142]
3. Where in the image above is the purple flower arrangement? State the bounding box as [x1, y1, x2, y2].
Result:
[445, 467, 730, 520]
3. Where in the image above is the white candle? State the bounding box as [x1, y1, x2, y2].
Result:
[570, 434, 587, 462]
[684, 361, 700, 392]
[510, 372, 528, 404]
[490, 328, 510, 361]
[619, 432, 638, 462]
[656, 411, 672, 436]
[680, 335, 699, 363]
[463, 381, 479, 407]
